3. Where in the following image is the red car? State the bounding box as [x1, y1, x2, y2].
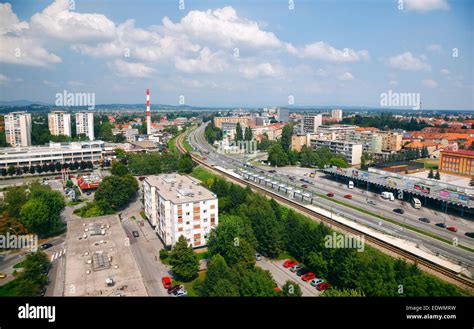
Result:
[344, 194, 352, 199]
[301, 272, 316, 281]
[326, 192, 334, 197]
[447, 226, 458, 232]
[317, 282, 331, 291]
[283, 259, 298, 268]
[162, 276, 172, 289]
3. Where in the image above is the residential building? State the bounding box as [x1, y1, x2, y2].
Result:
[316, 124, 357, 140]
[331, 108, 343, 121]
[291, 134, 311, 152]
[439, 150, 474, 176]
[213, 116, 253, 129]
[75, 112, 94, 141]
[277, 107, 289, 123]
[0, 141, 105, 169]
[309, 139, 363, 166]
[48, 111, 71, 137]
[4, 112, 32, 147]
[345, 131, 382, 154]
[112, 127, 139, 142]
[379, 131, 403, 152]
[301, 115, 322, 133]
[143, 174, 218, 248]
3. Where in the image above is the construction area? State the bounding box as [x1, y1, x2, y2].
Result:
[64, 215, 148, 296]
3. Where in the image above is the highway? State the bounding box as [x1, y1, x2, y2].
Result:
[186, 123, 474, 272]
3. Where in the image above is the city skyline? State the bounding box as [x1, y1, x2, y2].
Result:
[0, 0, 473, 109]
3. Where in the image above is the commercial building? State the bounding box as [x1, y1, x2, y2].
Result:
[75, 112, 94, 141]
[331, 108, 343, 121]
[4, 112, 32, 147]
[277, 107, 289, 123]
[345, 131, 382, 154]
[439, 150, 474, 177]
[301, 115, 322, 134]
[48, 111, 71, 137]
[379, 131, 403, 152]
[143, 174, 218, 248]
[213, 116, 253, 129]
[309, 139, 363, 166]
[0, 141, 105, 169]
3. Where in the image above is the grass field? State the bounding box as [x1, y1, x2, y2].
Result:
[414, 158, 439, 170]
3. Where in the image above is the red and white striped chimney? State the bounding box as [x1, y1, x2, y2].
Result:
[146, 88, 151, 135]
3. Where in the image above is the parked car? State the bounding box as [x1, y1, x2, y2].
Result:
[326, 192, 334, 197]
[435, 223, 447, 229]
[0, 273, 6, 279]
[283, 259, 298, 268]
[161, 277, 172, 289]
[300, 178, 305, 182]
[296, 268, 310, 277]
[290, 264, 303, 273]
[269, 170, 276, 173]
[168, 285, 184, 295]
[464, 232, 474, 238]
[255, 253, 262, 261]
[344, 194, 352, 199]
[132, 231, 140, 238]
[170, 289, 188, 297]
[310, 278, 324, 287]
[316, 282, 331, 291]
[301, 184, 308, 188]
[418, 217, 431, 223]
[86, 191, 92, 195]
[41, 243, 53, 249]
[447, 226, 458, 233]
[393, 208, 404, 214]
[301, 272, 316, 281]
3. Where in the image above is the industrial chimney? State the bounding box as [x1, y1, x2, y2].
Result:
[146, 88, 151, 135]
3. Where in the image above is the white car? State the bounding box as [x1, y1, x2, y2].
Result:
[310, 278, 324, 287]
[290, 264, 303, 272]
[170, 289, 188, 297]
[255, 253, 262, 261]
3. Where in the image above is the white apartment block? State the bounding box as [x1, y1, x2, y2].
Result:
[0, 141, 104, 169]
[4, 112, 32, 147]
[301, 115, 322, 133]
[316, 124, 357, 140]
[345, 131, 382, 154]
[48, 111, 71, 137]
[75, 112, 94, 141]
[331, 108, 343, 121]
[309, 139, 363, 166]
[144, 174, 218, 248]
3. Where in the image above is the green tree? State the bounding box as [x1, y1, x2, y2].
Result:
[434, 170, 440, 180]
[244, 126, 253, 141]
[199, 254, 238, 296]
[94, 175, 137, 210]
[7, 165, 16, 176]
[280, 124, 293, 152]
[111, 161, 130, 177]
[235, 123, 243, 141]
[178, 152, 194, 174]
[322, 288, 365, 297]
[238, 267, 278, 297]
[267, 143, 288, 166]
[169, 235, 199, 282]
[428, 169, 434, 179]
[114, 148, 127, 159]
[3, 186, 28, 219]
[307, 251, 329, 278]
[282, 280, 302, 297]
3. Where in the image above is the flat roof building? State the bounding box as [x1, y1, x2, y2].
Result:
[76, 112, 94, 141]
[4, 112, 32, 147]
[301, 115, 322, 134]
[143, 174, 218, 248]
[48, 111, 71, 137]
[309, 139, 363, 166]
[440, 150, 474, 177]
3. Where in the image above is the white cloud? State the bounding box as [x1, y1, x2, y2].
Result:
[294, 41, 369, 62]
[337, 72, 354, 81]
[404, 0, 449, 12]
[239, 62, 283, 79]
[388, 52, 431, 71]
[422, 79, 438, 88]
[108, 59, 154, 78]
[440, 68, 450, 75]
[0, 74, 9, 83]
[427, 44, 442, 53]
[175, 48, 227, 73]
[0, 3, 28, 34]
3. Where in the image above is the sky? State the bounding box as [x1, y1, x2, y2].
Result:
[0, 0, 473, 110]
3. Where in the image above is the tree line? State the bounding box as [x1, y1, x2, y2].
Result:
[1, 160, 95, 177]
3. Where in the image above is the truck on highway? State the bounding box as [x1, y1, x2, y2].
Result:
[411, 197, 422, 209]
[381, 191, 395, 201]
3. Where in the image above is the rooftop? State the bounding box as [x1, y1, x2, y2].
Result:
[441, 149, 474, 156]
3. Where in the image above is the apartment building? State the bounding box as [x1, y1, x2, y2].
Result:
[277, 107, 289, 123]
[439, 150, 474, 176]
[143, 174, 218, 248]
[316, 124, 357, 140]
[309, 139, 363, 166]
[345, 131, 382, 154]
[379, 131, 403, 152]
[213, 116, 253, 129]
[331, 108, 343, 121]
[301, 115, 322, 134]
[4, 112, 32, 147]
[75, 112, 94, 141]
[48, 111, 71, 137]
[0, 141, 104, 169]
[112, 127, 139, 142]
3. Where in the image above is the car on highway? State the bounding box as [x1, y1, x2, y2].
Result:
[326, 192, 334, 197]
[300, 178, 305, 182]
[162, 277, 173, 289]
[283, 259, 298, 268]
[367, 199, 377, 205]
[344, 194, 352, 199]
[296, 267, 310, 277]
[418, 217, 431, 223]
[435, 223, 447, 229]
[316, 282, 331, 292]
[310, 278, 324, 287]
[290, 264, 303, 272]
[465, 232, 474, 238]
[393, 208, 404, 214]
[301, 184, 308, 188]
[446, 226, 458, 233]
[132, 231, 140, 238]
[301, 272, 316, 281]
[41, 243, 53, 249]
[255, 252, 262, 261]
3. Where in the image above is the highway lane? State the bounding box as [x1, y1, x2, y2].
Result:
[186, 123, 474, 270]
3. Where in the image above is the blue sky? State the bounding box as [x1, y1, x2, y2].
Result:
[0, 0, 472, 109]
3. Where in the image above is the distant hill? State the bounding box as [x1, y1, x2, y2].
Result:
[0, 100, 51, 107]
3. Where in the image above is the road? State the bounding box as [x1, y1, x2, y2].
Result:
[186, 123, 474, 271]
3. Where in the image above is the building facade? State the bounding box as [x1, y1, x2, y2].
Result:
[75, 112, 94, 141]
[213, 116, 253, 129]
[309, 139, 363, 166]
[0, 141, 105, 169]
[301, 115, 322, 134]
[379, 131, 403, 152]
[277, 107, 289, 123]
[345, 131, 382, 154]
[439, 150, 474, 176]
[331, 108, 343, 121]
[143, 174, 218, 248]
[4, 112, 32, 147]
[48, 111, 71, 137]
[316, 124, 357, 140]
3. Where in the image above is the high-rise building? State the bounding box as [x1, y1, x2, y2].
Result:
[302, 115, 322, 133]
[143, 174, 218, 248]
[4, 112, 32, 147]
[75, 112, 94, 141]
[309, 139, 363, 166]
[379, 131, 403, 152]
[48, 111, 71, 137]
[277, 107, 289, 123]
[331, 108, 343, 121]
